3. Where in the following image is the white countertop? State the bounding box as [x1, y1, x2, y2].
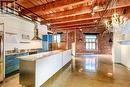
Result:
[17, 50, 63, 61]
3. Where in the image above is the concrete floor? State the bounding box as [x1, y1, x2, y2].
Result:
[0, 54, 130, 87]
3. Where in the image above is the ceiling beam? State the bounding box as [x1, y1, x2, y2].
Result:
[50, 24, 97, 29]
[47, 5, 129, 24]
[42, 5, 92, 20]
[47, 11, 109, 23]
[37, 0, 130, 21]
[21, 0, 93, 15]
[49, 26, 105, 31]
[51, 19, 97, 25]
[50, 22, 99, 29]
[49, 24, 105, 30]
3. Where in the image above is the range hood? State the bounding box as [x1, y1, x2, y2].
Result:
[32, 23, 41, 40]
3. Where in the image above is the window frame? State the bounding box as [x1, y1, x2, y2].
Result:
[85, 34, 98, 51]
[53, 34, 62, 43]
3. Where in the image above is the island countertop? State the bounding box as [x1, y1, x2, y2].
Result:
[17, 50, 63, 61]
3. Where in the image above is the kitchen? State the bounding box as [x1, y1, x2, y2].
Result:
[0, 12, 72, 87]
[1, 0, 130, 87]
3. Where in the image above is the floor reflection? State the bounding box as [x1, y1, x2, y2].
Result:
[84, 55, 96, 72]
[0, 54, 130, 87]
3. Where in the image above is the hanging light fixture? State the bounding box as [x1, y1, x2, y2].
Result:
[32, 23, 41, 40]
[110, 0, 119, 32]
[105, 0, 127, 32]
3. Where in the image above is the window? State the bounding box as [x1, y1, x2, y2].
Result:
[54, 34, 62, 48]
[85, 35, 97, 50]
[54, 34, 61, 43]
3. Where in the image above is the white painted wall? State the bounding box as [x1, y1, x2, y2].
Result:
[112, 19, 130, 69]
[0, 14, 47, 50]
[112, 33, 122, 63]
[120, 32, 130, 69]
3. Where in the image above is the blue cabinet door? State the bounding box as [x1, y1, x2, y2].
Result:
[42, 34, 52, 42]
[42, 35, 48, 41]
[5, 53, 29, 75]
[48, 34, 52, 42]
[42, 34, 52, 51]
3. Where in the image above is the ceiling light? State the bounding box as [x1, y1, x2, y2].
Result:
[47, 23, 51, 26]
[37, 18, 41, 22]
[123, 17, 127, 22]
[120, 16, 123, 20]
[93, 6, 99, 10]
[105, 20, 108, 25]
[91, 12, 95, 15]
[80, 29, 82, 31]
[94, 20, 97, 22]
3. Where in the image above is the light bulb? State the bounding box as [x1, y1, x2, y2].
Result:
[123, 17, 127, 22]
[37, 18, 41, 22]
[105, 20, 108, 25]
[47, 23, 51, 26]
[93, 6, 99, 10]
[91, 12, 95, 15]
[120, 16, 123, 20]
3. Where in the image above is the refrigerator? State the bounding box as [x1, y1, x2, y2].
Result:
[0, 24, 4, 82]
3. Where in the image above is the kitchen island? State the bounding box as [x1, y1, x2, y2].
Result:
[17, 49, 72, 87]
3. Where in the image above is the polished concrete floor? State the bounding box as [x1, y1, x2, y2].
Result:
[0, 54, 130, 87]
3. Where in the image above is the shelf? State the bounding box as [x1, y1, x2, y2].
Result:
[5, 32, 17, 35]
[19, 42, 30, 43]
[118, 40, 130, 45]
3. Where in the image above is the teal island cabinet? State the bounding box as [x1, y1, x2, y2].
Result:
[5, 52, 29, 75]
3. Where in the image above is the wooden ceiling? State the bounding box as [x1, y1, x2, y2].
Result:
[16, 0, 130, 31]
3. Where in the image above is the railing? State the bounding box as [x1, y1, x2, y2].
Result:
[0, 0, 45, 23]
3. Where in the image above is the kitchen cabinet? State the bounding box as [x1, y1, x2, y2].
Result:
[5, 52, 29, 75]
[17, 50, 72, 87]
[42, 34, 52, 51]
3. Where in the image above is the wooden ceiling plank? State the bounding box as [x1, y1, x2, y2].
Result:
[21, 0, 89, 15]
[50, 20, 97, 28]
[27, 0, 39, 6]
[41, 6, 91, 20]
[16, 1, 34, 8]
[47, 5, 130, 24]
[46, 17, 101, 25]
[46, 2, 130, 20]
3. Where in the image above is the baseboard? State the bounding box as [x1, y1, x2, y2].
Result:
[114, 62, 130, 70]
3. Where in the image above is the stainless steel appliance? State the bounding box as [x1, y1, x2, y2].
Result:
[0, 24, 4, 82]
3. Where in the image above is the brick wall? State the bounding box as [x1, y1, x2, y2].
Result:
[53, 28, 112, 54]
[75, 29, 112, 54]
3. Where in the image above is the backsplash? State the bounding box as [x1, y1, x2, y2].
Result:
[5, 48, 43, 55]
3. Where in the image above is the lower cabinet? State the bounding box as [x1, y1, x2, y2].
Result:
[5, 53, 29, 75]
